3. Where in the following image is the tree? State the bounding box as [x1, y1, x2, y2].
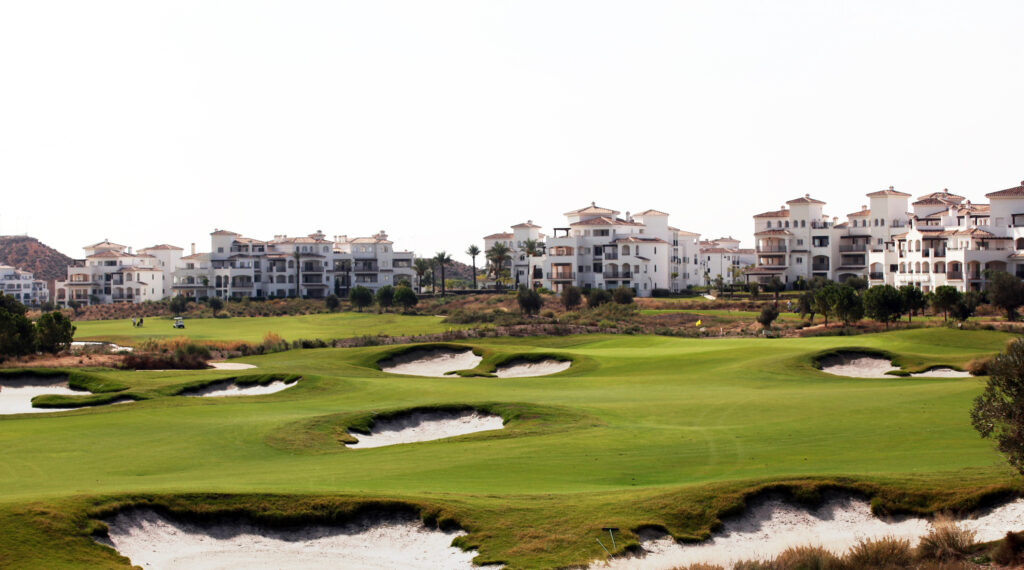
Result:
[0, 293, 27, 316]
[208, 297, 224, 313]
[757, 305, 779, 329]
[562, 286, 583, 311]
[931, 285, 961, 321]
[0, 307, 35, 360]
[586, 288, 612, 308]
[375, 285, 395, 311]
[864, 285, 903, 328]
[748, 282, 761, 300]
[466, 245, 481, 290]
[797, 290, 816, 322]
[953, 290, 982, 322]
[433, 251, 453, 295]
[292, 249, 302, 298]
[987, 271, 1024, 321]
[521, 239, 543, 288]
[971, 338, 1024, 474]
[394, 286, 418, 312]
[766, 276, 785, 300]
[612, 286, 635, 305]
[813, 284, 838, 325]
[844, 276, 868, 291]
[713, 274, 725, 295]
[35, 311, 75, 354]
[832, 284, 864, 325]
[168, 294, 188, 314]
[899, 285, 926, 323]
[349, 285, 373, 312]
[413, 258, 431, 293]
[325, 293, 340, 312]
[486, 243, 512, 289]
[516, 285, 542, 315]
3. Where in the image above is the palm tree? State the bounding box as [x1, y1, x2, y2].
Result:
[466, 245, 481, 290]
[487, 243, 512, 290]
[292, 249, 302, 298]
[413, 258, 431, 293]
[521, 239, 542, 289]
[433, 251, 452, 295]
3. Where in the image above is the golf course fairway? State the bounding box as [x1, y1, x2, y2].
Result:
[1, 327, 1021, 568]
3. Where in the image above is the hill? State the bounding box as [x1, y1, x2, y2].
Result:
[0, 236, 74, 281]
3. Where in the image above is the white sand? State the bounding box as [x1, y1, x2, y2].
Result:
[347, 410, 505, 449]
[494, 359, 571, 378]
[71, 341, 134, 352]
[100, 509, 479, 570]
[0, 377, 89, 414]
[209, 362, 258, 370]
[379, 349, 483, 377]
[596, 494, 1024, 569]
[184, 380, 297, 398]
[820, 354, 970, 378]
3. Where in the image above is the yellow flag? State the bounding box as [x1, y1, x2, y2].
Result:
[696, 319, 702, 327]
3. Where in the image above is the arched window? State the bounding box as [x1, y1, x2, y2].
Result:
[915, 262, 921, 273]
[922, 262, 930, 273]
[785, 221, 790, 228]
[915, 240, 921, 252]
[801, 220, 806, 227]
[622, 245, 630, 255]
[899, 262, 906, 273]
[1016, 237, 1024, 250]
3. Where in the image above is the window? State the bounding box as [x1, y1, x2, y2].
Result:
[801, 220, 806, 227]
[217, 247, 224, 253]
[785, 221, 790, 228]
[796, 257, 803, 263]
[796, 239, 804, 246]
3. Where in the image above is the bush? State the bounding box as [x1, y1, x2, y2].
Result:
[375, 285, 395, 312]
[757, 305, 779, 329]
[168, 294, 188, 314]
[651, 288, 672, 297]
[325, 294, 340, 312]
[587, 288, 612, 308]
[562, 286, 583, 310]
[772, 545, 840, 569]
[516, 286, 543, 315]
[208, 297, 224, 312]
[35, 311, 75, 354]
[349, 286, 374, 311]
[845, 536, 913, 568]
[612, 286, 635, 305]
[966, 356, 991, 376]
[992, 530, 1024, 566]
[394, 286, 418, 312]
[916, 515, 976, 561]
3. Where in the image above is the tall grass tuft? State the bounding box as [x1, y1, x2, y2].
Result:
[772, 545, 840, 569]
[844, 535, 913, 569]
[916, 515, 976, 561]
[992, 530, 1024, 566]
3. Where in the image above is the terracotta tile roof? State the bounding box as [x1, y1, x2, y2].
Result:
[867, 186, 912, 198]
[754, 229, 793, 236]
[912, 197, 957, 206]
[952, 228, 1009, 238]
[957, 204, 990, 214]
[834, 222, 850, 229]
[670, 227, 701, 236]
[700, 247, 742, 254]
[350, 236, 392, 244]
[140, 244, 183, 251]
[511, 222, 542, 229]
[210, 229, 240, 236]
[563, 203, 619, 216]
[233, 237, 267, 245]
[484, 232, 513, 240]
[847, 208, 871, 217]
[892, 232, 909, 239]
[569, 216, 643, 227]
[786, 195, 826, 205]
[86, 251, 128, 259]
[917, 188, 965, 202]
[986, 181, 1024, 198]
[85, 240, 127, 249]
[634, 209, 670, 216]
[614, 236, 667, 244]
[754, 209, 789, 218]
[181, 253, 208, 260]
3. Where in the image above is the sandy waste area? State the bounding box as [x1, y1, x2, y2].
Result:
[184, 380, 297, 398]
[379, 349, 483, 377]
[0, 376, 90, 414]
[99, 509, 479, 569]
[820, 353, 971, 378]
[596, 494, 1024, 569]
[71, 341, 134, 352]
[347, 410, 505, 448]
[208, 362, 258, 370]
[494, 359, 571, 378]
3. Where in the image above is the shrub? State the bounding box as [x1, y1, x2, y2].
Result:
[757, 305, 779, 329]
[587, 288, 612, 308]
[965, 356, 991, 376]
[394, 286, 418, 312]
[516, 286, 542, 315]
[772, 545, 839, 569]
[35, 311, 75, 354]
[612, 286, 635, 305]
[845, 536, 913, 568]
[325, 294, 340, 312]
[992, 530, 1024, 566]
[916, 515, 976, 561]
[261, 332, 288, 353]
[375, 285, 395, 312]
[168, 294, 188, 314]
[562, 286, 583, 310]
[349, 286, 373, 311]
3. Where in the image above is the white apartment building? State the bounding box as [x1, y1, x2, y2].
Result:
[0, 265, 49, 306]
[749, 189, 910, 287]
[55, 240, 169, 306]
[699, 237, 755, 284]
[869, 182, 1024, 292]
[484, 204, 703, 296]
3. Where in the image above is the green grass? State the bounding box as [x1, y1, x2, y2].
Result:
[73, 312, 470, 346]
[1, 328, 1021, 568]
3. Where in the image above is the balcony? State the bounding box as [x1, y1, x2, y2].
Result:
[869, 272, 884, 280]
[602, 270, 632, 279]
[812, 263, 830, 271]
[547, 272, 575, 280]
[353, 262, 379, 273]
[839, 244, 867, 252]
[946, 271, 963, 280]
[756, 245, 787, 253]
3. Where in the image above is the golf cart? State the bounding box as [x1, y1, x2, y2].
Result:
[173, 317, 185, 329]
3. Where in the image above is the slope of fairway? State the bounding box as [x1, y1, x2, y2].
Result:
[73, 312, 468, 346]
[1, 328, 1021, 568]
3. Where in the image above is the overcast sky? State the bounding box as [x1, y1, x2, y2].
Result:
[2, 1, 1023, 263]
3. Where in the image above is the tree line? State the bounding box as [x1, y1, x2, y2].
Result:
[0, 293, 76, 361]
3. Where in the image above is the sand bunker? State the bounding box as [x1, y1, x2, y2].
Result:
[209, 362, 258, 370]
[597, 494, 1024, 569]
[379, 349, 483, 377]
[494, 359, 571, 378]
[0, 376, 93, 415]
[71, 341, 134, 352]
[99, 509, 478, 570]
[819, 353, 970, 378]
[347, 410, 505, 449]
[183, 379, 297, 398]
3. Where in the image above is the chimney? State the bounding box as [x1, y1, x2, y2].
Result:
[889, 185, 895, 191]
[191, 243, 196, 255]
[127, 246, 132, 254]
[805, 193, 810, 198]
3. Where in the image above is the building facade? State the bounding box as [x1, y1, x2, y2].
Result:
[698, 237, 755, 285]
[0, 265, 49, 306]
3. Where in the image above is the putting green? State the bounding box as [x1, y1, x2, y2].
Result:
[1, 328, 1020, 568]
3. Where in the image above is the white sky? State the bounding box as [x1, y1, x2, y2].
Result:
[2, 1, 1023, 264]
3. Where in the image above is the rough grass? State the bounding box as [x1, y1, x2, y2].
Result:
[0, 328, 1021, 568]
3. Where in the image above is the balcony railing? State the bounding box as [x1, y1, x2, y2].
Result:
[602, 270, 632, 278]
[756, 245, 787, 253]
[812, 264, 830, 271]
[547, 272, 575, 280]
[946, 271, 963, 280]
[869, 272, 884, 280]
[839, 244, 867, 252]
